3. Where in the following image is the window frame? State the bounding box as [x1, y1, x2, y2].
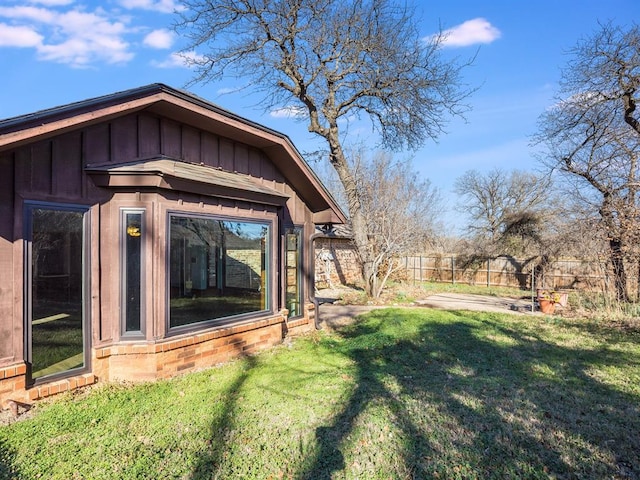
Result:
[284, 225, 304, 319]
[120, 208, 146, 338]
[166, 211, 273, 334]
[23, 201, 91, 386]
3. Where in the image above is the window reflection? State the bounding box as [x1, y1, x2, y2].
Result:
[285, 227, 302, 317]
[29, 207, 85, 379]
[124, 212, 143, 333]
[169, 215, 269, 328]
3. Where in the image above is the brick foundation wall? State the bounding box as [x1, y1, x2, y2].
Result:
[0, 364, 27, 406]
[26, 374, 97, 403]
[0, 363, 97, 406]
[286, 302, 316, 334]
[2, 310, 314, 408]
[96, 313, 292, 382]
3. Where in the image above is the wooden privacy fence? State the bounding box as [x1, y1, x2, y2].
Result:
[401, 255, 624, 292]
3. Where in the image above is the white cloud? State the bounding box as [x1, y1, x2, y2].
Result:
[270, 106, 307, 119]
[0, 6, 57, 24]
[217, 86, 244, 95]
[25, 0, 74, 5]
[38, 34, 133, 66]
[0, 4, 134, 67]
[151, 50, 204, 68]
[0, 23, 42, 47]
[441, 18, 501, 48]
[143, 28, 174, 49]
[118, 0, 180, 14]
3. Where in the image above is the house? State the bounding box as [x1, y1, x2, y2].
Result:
[0, 84, 345, 407]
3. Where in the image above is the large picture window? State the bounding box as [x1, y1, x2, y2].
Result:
[169, 214, 270, 328]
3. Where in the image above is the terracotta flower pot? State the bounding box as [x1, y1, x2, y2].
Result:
[539, 299, 555, 314]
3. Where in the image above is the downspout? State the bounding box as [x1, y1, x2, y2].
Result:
[308, 224, 333, 330]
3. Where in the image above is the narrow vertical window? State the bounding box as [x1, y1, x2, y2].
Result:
[285, 227, 302, 318]
[122, 210, 144, 335]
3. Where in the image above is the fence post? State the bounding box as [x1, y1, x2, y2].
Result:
[414, 256, 418, 284]
[531, 268, 535, 312]
[487, 258, 491, 287]
[451, 255, 456, 284]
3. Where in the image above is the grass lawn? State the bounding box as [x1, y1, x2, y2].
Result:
[1, 307, 639, 479]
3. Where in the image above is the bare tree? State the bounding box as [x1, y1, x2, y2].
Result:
[175, 0, 472, 296]
[454, 168, 554, 255]
[534, 22, 640, 301]
[355, 150, 443, 297]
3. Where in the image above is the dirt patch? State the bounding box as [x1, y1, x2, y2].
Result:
[0, 401, 37, 426]
[318, 304, 385, 331]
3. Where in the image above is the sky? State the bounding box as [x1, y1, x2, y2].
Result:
[0, 0, 638, 231]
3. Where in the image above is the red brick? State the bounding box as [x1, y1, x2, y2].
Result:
[177, 361, 195, 372]
[177, 348, 196, 359]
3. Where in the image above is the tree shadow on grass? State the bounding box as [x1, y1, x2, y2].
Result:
[296, 320, 436, 479]
[0, 436, 20, 480]
[300, 308, 640, 479]
[190, 354, 258, 480]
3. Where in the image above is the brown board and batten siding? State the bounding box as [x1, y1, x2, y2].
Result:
[0, 154, 16, 367]
[0, 84, 345, 406]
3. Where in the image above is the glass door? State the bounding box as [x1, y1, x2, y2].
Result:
[25, 205, 88, 382]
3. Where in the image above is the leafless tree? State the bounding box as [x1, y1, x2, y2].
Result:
[534, 22, 640, 301]
[175, 0, 473, 296]
[354, 150, 443, 297]
[454, 168, 554, 255]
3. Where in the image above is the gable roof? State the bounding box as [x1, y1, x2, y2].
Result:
[0, 83, 346, 225]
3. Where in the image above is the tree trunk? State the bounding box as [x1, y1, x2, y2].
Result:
[608, 238, 629, 302]
[636, 257, 640, 302]
[534, 254, 552, 288]
[326, 137, 377, 296]
[633, 256, 640, 302]
[373, 258, 396, 299]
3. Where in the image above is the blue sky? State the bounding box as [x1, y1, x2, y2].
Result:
[1, 0, 638, 231]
